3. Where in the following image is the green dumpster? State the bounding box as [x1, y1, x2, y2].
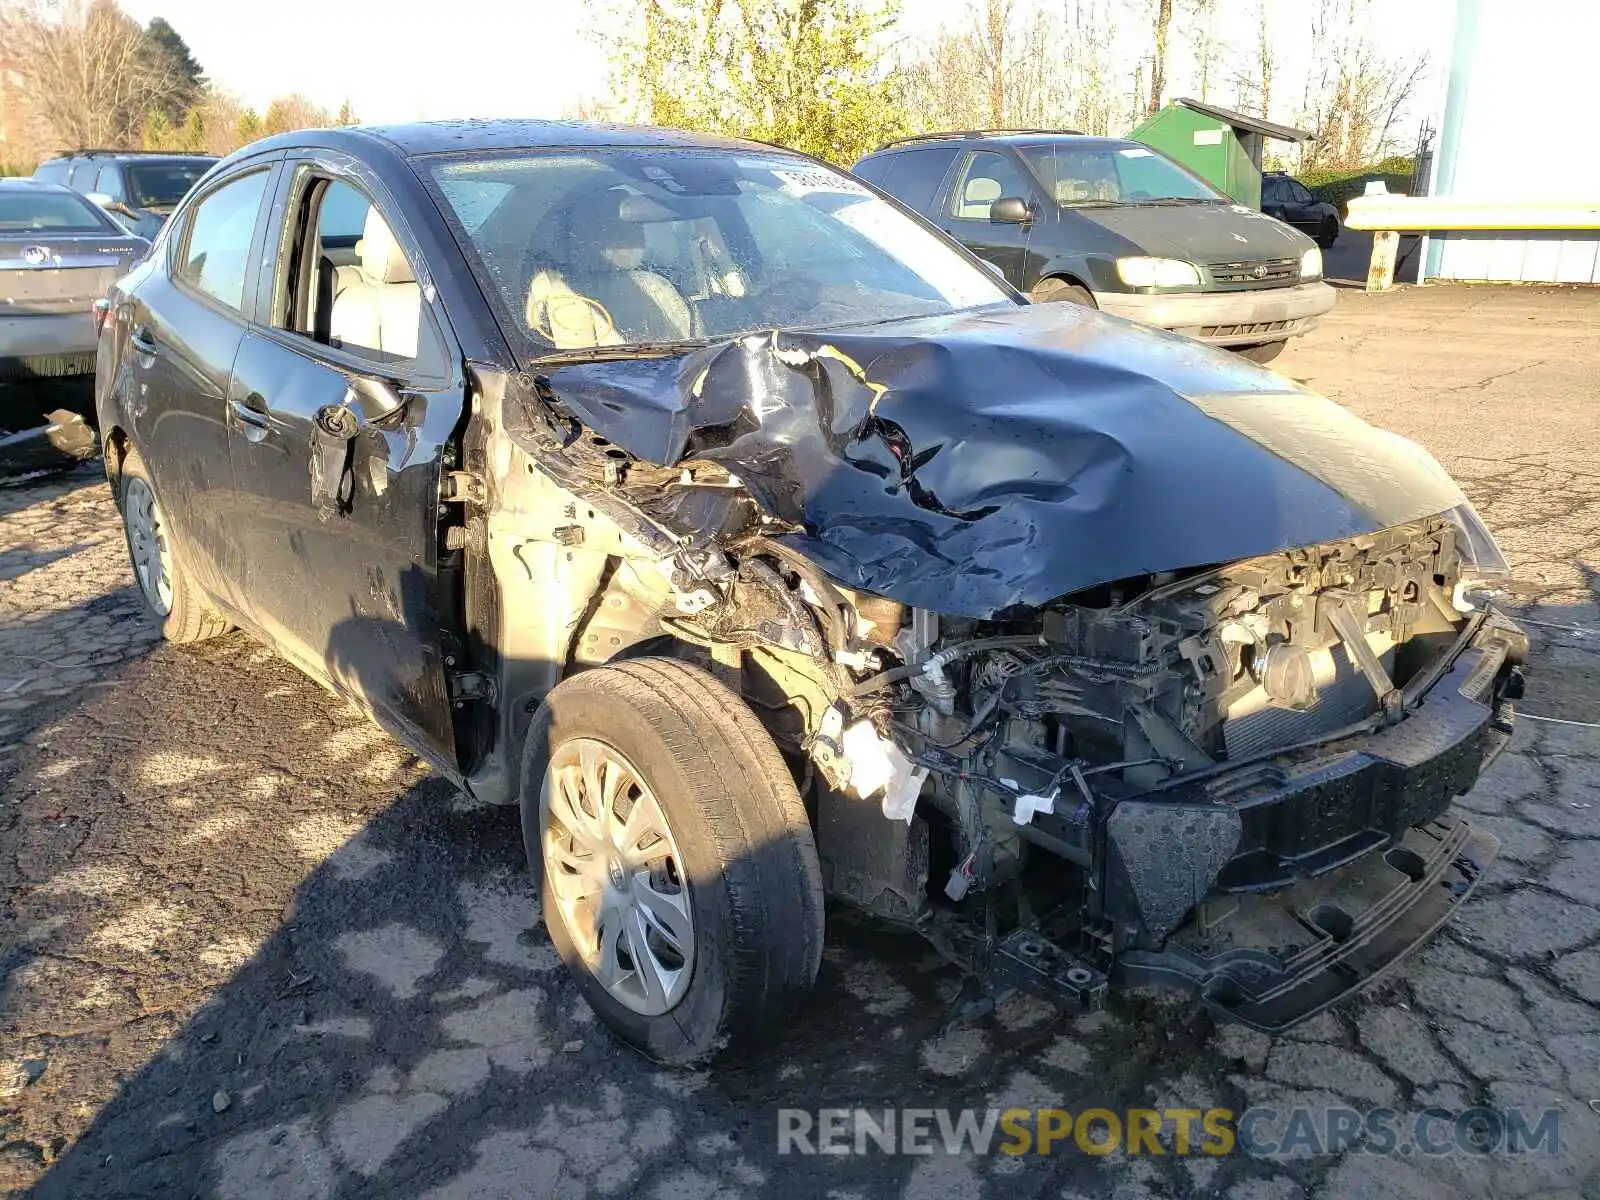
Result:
[1129, 98, 1310, 209]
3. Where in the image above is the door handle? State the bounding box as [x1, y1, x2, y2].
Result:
[231, 392, 271, 440]
[130, 326, 157, 356]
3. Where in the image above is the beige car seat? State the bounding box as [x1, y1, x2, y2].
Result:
[957, 177, 1003, 219]
[329, 208, 421, 359]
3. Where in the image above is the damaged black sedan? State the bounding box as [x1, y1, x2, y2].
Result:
[96, 121, 1527, 1063]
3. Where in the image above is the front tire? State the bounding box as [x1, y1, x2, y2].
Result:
[115, 446, 229, 643]
[521, 657, 824, 1063]
[1030, 277, 1096, 306]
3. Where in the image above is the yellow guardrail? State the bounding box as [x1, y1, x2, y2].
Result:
[1344, 190, 1600, 292]
[1346, 195, 1600, 233]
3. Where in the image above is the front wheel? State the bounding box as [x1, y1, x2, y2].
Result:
[1030, 277, 1096, 306]
[521, 657, 824, 1063]
[115, 446, 229, 643]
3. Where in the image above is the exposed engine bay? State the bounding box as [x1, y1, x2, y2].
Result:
[453, 310, 1528, 1031]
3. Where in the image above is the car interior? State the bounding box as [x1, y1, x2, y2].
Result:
[287, 178, 421, 361]
[523, 189, 695, 348]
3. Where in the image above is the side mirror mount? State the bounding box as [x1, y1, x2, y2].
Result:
[990, 196, 1032, 225]
[87, 192, 138, 219]
[346, 375, 408, 424]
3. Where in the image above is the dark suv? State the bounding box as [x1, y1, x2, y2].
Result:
[854, 131, 1334, 363]
[34, 151, 218, 241]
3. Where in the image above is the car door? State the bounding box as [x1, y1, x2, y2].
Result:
[222, 157, 463, 769]
[937, 149, 1041, 290]
[116, 161, 279, 605]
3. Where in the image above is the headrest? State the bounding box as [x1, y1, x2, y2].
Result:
[357, 208, 415, 285]
[964, 177, 1003, 204]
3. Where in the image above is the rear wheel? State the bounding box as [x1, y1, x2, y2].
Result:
[521, 657, 824, 1063]
[1236, 340, 1287, 365]
[1317, 216, 1339, 249]
[1029, 277, 1095, 306]
[116, 446, 229, 643]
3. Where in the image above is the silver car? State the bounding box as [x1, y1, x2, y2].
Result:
[1, 178, 148, 381]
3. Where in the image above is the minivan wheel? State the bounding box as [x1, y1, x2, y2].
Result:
[1030, 277, 1096, 306]
[521, 657, 824, 1063]
[115, 446, 229, 643]
[1236, 340, 1287, 365]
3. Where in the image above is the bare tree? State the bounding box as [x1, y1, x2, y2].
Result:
[0, 0, 184, 150]
[1146, 0, 1172, 115]
[1186, 0, 1220, 103]
[975, 0, 1012, 127]
[1296, 0, 1429, 170]
[1256, 0, 1273, 120]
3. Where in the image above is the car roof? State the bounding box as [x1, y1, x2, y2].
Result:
[243, 119, 797, 162]
[865, 132, 1139, 156]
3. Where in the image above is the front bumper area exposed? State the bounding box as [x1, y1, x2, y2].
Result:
[1013, 610, 1524, 1032]
[1118, 820, 1499, 1032]
[1095, 279, 1336, 346]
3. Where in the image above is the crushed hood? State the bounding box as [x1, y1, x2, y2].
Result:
[535, 302, 1465, 618]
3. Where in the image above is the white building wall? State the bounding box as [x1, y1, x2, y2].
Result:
[1426, 0, 1600, 283]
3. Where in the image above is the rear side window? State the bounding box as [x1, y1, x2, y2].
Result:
[852, 154, 900, 192]
[67, 160, 100, 190]
[882, 147, 958, 213]
[33, 161, 68, 184]
[176, 170, 270, 313]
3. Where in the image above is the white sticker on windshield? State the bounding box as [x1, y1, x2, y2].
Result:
[773, 167, 870, 197]
[1117, 147, 1155, 158]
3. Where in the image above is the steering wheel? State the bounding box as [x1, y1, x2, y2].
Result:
[530, 291, 615, 347]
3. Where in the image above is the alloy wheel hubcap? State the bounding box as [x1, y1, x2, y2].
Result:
[123, 477, 173, 615]
[541, 738, 694, 1016]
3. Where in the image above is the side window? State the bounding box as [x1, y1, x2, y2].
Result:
[67, 160, 99, 191]
[884, 148, 958, 214]
[176, 170, 271, 312]
[280, 176, 423, 363]
[95, 164, 126, 202]
[1261, 177, 1285, 205]
[852, 154, 902, 194]
[33, 161, 68, 184]
[948, 151, 1033, 221]
[1290, 181, 1314, 205]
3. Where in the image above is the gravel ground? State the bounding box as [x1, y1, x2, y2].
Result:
[3, 284, 1600, 1199]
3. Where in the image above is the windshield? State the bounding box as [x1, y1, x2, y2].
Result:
[126, 161, 214, 208]
[428, 149, 1012, 355]
[1020, 142, 1225, 207]
[0, 189, 113, 234]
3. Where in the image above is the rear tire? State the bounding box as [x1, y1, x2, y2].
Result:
[1030, 277, 1096, 307]
[1236, 340, 1287, 365]
[521, 657, 824, 1064]
[1317, 216, 1339, 249]
[115, 446, 229, 643]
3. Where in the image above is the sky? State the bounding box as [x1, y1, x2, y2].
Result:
[118, 0, 1457, 130]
